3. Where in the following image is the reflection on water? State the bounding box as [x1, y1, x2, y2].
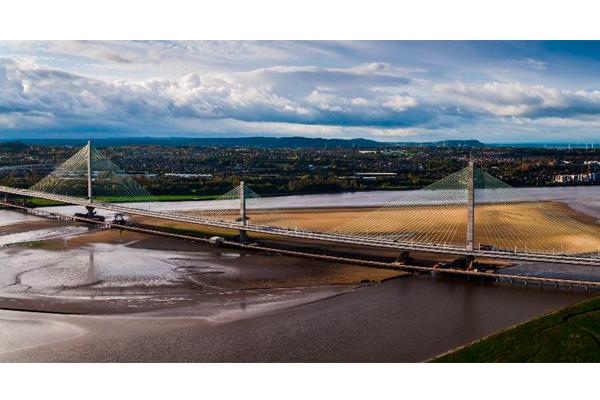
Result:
[0, 226, 90, 247]
[0, 210, 43, 227]
[0, 316, 82, 354]
[502, 261, 600, 281]
[0, 243, 227, 296]
[86, 249, 97, 285]
[0, 202, 596, 361]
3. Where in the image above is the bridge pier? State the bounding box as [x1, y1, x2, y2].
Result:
[465, 255, 475, 271]
[239, 180, 248, 243]
[399, 251, 411, 264]
[85, 205, 96, 218]
[466, 161, 475, 252]
[87, 139, 93, 203]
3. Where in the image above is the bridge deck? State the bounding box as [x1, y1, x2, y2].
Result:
[1, 185, 599, 266]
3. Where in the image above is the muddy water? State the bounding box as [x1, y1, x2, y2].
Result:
[0, 275, 590, 362]
[0, 237, 364, 315]
[0, 208, 595, 361]
[39, 185, 600, 221]
[0, 210, 43, 226]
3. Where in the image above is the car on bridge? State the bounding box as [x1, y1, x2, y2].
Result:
[112, 213, 126, 225]
[209, 236, 224, 246]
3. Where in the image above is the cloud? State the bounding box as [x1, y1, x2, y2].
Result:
[382, 94, 418, 111]
[1, 41, 600, 143]
[0, 57, 432, 133]
[524, 58, 547, 70]
[4, 41, 359, 79]
[435, 81, 600, 119]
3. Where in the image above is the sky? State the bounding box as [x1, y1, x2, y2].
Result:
[1, 40, 600, 143]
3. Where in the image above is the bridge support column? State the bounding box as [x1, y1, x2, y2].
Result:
[85, 205, 96, 218]
[466, 161, 475, 252]
[399, 251, 411, 264]
[87, 139, 93, 203]
[239, 180, 248, 243]
[465, 255, 475, 271]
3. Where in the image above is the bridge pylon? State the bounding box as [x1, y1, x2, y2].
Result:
[30, 140, 149, 201]
[466, 160, 475, 252]
[239, 180, 248, 242]
[87, 139, 93, 203]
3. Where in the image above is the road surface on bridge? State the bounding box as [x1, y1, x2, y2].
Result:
[1, 184, 599, 266]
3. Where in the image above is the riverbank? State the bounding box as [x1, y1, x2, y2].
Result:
[432, 295, 600, 362]
[0, 207, 595, 362]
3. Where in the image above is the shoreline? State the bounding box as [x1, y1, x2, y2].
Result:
[0, 206, 595, 362]
[430, 294, 600, 362]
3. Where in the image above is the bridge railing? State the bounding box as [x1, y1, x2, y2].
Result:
[1, 184, 599, 266]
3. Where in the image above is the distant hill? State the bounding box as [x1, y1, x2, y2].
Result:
[0, 136, 487, 148]
[430, 139, 486, 148]
[176, 136, 386, 148]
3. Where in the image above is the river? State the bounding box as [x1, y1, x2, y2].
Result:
[0, 186, 598, 361]
[39, 185, 600, 220]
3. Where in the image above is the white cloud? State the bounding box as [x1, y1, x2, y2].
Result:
[435, 81, 600, 119]
[524, 58, 548, 70]
[1, 41, 600, 142]
[0, 58, 424, 133]
[382, 94, 417, 111]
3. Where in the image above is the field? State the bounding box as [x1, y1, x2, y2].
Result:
[432, 295, 600, 362]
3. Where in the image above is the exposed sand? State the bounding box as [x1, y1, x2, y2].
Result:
[1, 201, 598, 319]
[0, 223, 405, 316]
[132, 201, 600, 255]
[0, 204, 596, 362]
[67, 230, 405, 287]
[257, 202, 600, 253]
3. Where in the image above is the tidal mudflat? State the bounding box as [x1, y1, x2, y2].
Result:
[0, 208, 593, 362]
[0, 275, 589, 362]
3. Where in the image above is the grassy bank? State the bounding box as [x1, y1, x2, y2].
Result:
[432, 295, 600, 362]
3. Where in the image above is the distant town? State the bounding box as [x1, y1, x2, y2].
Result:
[1, 138, 599, 198]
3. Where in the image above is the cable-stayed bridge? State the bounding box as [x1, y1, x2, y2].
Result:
[1, 141, 599, 266]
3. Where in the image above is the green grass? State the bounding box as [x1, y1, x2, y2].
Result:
[432, 296, 600, 362]
[25, 198, 66, 207]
